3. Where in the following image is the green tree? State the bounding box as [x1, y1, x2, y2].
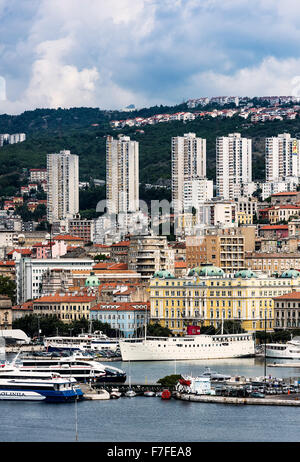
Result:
[147, 322, 173, 337]
[0, 275, 16, 303]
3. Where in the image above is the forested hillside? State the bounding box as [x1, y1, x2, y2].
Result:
[0, 106, 300, 197]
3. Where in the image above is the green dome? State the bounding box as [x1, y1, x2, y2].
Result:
[188, 264, 224, 277]
[153, 270, 175, 279]
[234, 269, 258, 279]
[280, 269, 300, 279]
[85, 272, 100, 287]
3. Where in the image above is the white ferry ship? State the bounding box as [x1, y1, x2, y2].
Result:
[15, 353, 126, 383]
[119, 333, 255, 361]
[265, 337, 300, 359]
[0, 363, 83, 402]
[44, 331, 119, 352]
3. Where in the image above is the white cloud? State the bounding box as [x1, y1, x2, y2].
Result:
[187, 56, 300, 97]
[25, 37, 99, 108]
[2, 0, 300, 113]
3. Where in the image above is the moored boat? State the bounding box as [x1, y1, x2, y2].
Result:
[110, 388, 122, 399]
[125, 389, 136, 397]
[119, 333, 255, 361]
[44, 331, 119, 353]
[144, 390, 155, 397]
[265, 337, 300, 359]
[0, 375, 83, 402]
[13, 352, 126, 383]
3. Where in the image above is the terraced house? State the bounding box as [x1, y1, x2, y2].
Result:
[149, 264, 300, 336]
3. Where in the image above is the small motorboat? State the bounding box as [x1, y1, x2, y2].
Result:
[144, 390, 155, 397]
[110, 388, 122, 399]
[156, 391, 162, 397]
[125, 389, 136, 397]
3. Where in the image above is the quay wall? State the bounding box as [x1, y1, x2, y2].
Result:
[178, 393, 300, 406]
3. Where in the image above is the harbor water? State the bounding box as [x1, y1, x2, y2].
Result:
[1, 356, 300, 442]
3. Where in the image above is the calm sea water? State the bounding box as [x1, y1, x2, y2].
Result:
[1, 356, 300, 442]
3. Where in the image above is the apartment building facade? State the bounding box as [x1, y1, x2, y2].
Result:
[265, 133, 300, 181]
[106, 135, 139, 215]
[47, 150, 79, 223]
[216, 133, 252, 200]
[171, 133, 206, 214]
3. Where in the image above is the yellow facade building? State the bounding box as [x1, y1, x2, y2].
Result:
[150, 264, 300, 335]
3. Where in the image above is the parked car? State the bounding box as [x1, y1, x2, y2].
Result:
[250, 392, 265, 398]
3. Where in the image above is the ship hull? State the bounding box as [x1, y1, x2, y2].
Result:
[120, 334, 255, 361]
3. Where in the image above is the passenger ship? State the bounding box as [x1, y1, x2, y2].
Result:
[44, 332, 119, 352]
[0, 363, 83, 402]
[119, 333, 255, 361]
[15, 353, 126, 383]
[265, 337, 300, 359]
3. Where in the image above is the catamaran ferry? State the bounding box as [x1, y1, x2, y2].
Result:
[119, 333, 255, 361]
[14, 353, 126, 383]
[0, 366, 83, 402]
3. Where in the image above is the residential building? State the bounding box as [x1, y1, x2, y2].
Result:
[265, 133, 300, 182]
[32, 293, 97, 323]
[128, 234, 174, 279]
[245, 252, 300, 274]
[270, 191, 300, 205]
[90, 301, 149, 337]
[261, 177, 299, 201]
[171, 133, 206, 214]
[15, 258, 94, 303]
[29, 168, 47, 183]
[183, 176, 213, 212]
[186, 226, 255, 273]
[110, 240, 130, 263]
[67, 217, 95, 243]
[47, 150, 79, 223]
[216, 133, 252, 200]
[273, 290, 300, 329]
[106, 135, 139, 215]
[259, 205, 300, 224]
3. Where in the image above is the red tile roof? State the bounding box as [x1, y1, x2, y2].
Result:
[33, 294, 97, 303]
[260, 225, 289, 230]
[111, 240, 130, 247]
[92, 301, 149, 312]
[53, 235, 85, 241]
[12, 301, 33, 311]
[273, 291, 300, 300]
[271, 192, 299, 196]
[7, 249, 32, 256]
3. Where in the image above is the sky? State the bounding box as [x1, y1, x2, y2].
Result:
[1, 0, 300, 114]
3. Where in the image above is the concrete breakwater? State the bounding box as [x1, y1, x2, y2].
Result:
[177, 392, 300, 406]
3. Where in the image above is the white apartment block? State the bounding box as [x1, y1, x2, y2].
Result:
[16, 258, 94, 303]
[106, 135, 139, 215]
[260, 177, 299, 201]
[265, 133, 300, 181]
[47, 150, 79, 223]
[9, 133, 26, 144]
[216, 133, 252, 200]
[210, 200, 238, 227]
[183, 176, 213, 211]
[0, 134, 10, 146]
[172, 133, 206, 214]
